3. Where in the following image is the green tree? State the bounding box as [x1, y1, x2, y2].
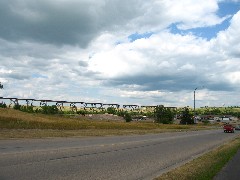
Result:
[21, 106, 34, 113]
[107, 107, 116, 114]
[0, 82, 5, 108]
[124, 112, 132, 122]
[77, 110, 86, 116]
[40, 105, 59, 114]
[13, 104, 21, 110]
[180, 107, 194, 124]
[154, 105, 174, 124]
[210, 108, 221, 115]
[117, 109, 125, 117]
[0, 102, 7, 108]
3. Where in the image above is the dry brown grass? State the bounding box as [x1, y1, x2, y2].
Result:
[0, 129, 184, 139]
[0, 108, 215, 139]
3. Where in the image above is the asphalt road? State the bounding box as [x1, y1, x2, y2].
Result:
[0, 130, 239, 180]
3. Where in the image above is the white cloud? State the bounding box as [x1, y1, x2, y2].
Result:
[87, 31, 211, 81]
[163, 0, 228, 29]
[216, 11, 240, 57]
[0, 1, 240, 107]
[226, 71, 240, 83]
[0, 68, 12, 74]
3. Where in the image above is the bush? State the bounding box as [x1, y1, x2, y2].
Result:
[13, 104, 21, 110]
[40, 105, 59, 114]
[202, 120, 210, 125]
[117, 110, 126, 117]
[124, 112, 132, 122]
[0, 103, 7, 108]
[77, 110, 86, 116]
[107, 107, 117, 114]
[154, 105, 174, 124]
[180, 107, 194, 124]
[20, 106, 35, 113]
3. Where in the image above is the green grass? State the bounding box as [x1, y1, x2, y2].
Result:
[155, 136, 240, 180]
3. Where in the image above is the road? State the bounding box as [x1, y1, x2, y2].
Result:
[0, 130, 239, 180]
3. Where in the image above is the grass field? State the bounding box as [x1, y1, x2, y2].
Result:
[0, 108, 214, 139]
[155, 136, 240, 180]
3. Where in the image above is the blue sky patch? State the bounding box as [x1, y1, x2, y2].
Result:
[217, 1, 240, 17]
[32, 73, 48, 79]
[168, 17, 231, 40]
[128, 32, 153, 42]
[168, 2, 239, 40]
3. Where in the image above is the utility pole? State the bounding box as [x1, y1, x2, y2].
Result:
[193, 86, 204, 124]
[194, 87, 197, 123]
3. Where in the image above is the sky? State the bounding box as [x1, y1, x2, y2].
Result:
[0, 0, 240, 108]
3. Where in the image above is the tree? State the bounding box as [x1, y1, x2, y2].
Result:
[210, 108, 221, 115]
[107, 107, 116, 114]
[0, 82, 4, 108]
[154, 105, 174, 124]
[180, 107, 194, 124]
[124, 112, 132, 122]
[40, 105, 59, 114]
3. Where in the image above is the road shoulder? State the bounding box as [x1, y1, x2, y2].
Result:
[214, 149, 240, 180]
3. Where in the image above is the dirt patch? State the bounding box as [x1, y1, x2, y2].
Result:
[83, 114, 125, 121]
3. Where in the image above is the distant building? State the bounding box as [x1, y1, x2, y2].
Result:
[219, 116, 231, 123]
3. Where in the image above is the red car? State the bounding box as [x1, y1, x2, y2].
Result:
[223, 124, 235, 133]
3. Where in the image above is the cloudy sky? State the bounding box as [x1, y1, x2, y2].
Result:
[0, 0, 240, 108]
